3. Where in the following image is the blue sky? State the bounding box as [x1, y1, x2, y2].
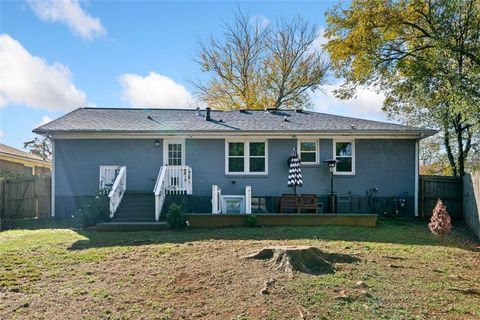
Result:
[0, 0, 386, 150]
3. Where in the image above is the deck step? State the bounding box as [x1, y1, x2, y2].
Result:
[116, 206, 154, 213]
[112, 193, 156, 222]
[112, 218, 156, 222]
[96, 221, 168, 231]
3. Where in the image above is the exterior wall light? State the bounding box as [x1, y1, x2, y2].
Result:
[323, 159, 338, 213]
[154, 139, 161, 147]
[324, 159, 337, 172]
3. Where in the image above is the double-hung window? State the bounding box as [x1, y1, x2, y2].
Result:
[298, 140, 318, 164]
[226, 140, 267, 174]
[333, 139, 355, 175]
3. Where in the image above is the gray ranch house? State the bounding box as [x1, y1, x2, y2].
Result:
[33, 107, 436, 222]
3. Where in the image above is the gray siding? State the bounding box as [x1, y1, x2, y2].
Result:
[54, 137, 416, 217]
[55, 139, 163, 196]
[187, 138, 415, 197]
[55, 139, 163, 216]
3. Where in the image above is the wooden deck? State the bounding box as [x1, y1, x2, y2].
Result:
[186, 213, 377, 228]
[96, 213, 377, 231]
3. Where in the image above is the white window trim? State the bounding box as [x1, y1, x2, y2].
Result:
[24, 164, 35, 175]
[333, 139, 355, 175]
[163, 139, 186, 166]
[225, 139, 268, 175]
[297, 139, 319, 165]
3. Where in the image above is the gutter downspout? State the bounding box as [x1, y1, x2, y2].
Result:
[414, 139, 419, 217]
[51, 139, 55, 218]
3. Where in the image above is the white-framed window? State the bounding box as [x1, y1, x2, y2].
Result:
[297, 139, 318, 164]
[163, 139, 185, 166]
[225, 139, 268, 175]
[24, 165, 35, 175]
[333, 139, 355, 175]
[221, 195, 245, 214]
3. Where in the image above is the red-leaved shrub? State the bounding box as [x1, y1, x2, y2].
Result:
[428, 199, 452, 242]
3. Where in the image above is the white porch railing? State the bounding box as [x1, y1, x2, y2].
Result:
[108, 166, 127, 218]
[154, 165, 193, 221]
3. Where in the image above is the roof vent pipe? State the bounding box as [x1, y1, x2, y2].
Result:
[205, 107, 211, 121]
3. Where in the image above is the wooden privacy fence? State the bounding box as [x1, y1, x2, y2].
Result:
[420, 175, 463, 219]
[463, 172, 480, 240]
[0, 174, 51, 222]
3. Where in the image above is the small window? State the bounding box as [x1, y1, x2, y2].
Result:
[228, 142, 245, 173]
[334, 140, 355, 175]
[24, 165, 35, 175]
[249, 142, 265, 172]
[298, 140, 318, 164]
[221, 195, 245, 214]
[226, 140, 267, 174]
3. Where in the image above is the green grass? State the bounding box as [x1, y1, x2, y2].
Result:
[1, 218, 479, 319]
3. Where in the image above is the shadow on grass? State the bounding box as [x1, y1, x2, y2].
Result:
[6, 217, 478, 252]
[61, 218, 480, 252]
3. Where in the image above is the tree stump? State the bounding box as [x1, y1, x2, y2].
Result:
[242, 246, 336, 276]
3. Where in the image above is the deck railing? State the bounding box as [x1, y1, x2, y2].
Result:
[108, 166, 127, 218]
[154, 165, 193, 221]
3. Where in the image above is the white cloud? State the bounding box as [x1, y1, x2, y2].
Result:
[0, 130, 4, 139]
[0, 34, 87, 111]
[311, 84, 387, 121]
[35, 115, 54, 128]
[118, 72, 195, 109]
[311, 27, 328, 51]
[27, 0, 105, 40]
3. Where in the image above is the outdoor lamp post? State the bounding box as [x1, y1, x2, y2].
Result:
[323, 159, 338, 213]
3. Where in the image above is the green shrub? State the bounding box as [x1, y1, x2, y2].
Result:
[74, 194, 110, 229]
[244, 214, 258, 227]
[166, 203, 187, 229]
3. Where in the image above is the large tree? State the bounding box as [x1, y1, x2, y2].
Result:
[24, 137, 52, 161]
[325, 0, 480, 176]
[194, 11, 328, 110]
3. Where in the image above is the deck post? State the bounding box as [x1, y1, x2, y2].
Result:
[212, 185, 221, 214]
[245, 186, 251, 214]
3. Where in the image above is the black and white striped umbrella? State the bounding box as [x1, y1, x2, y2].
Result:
[287, 148, 303, 194]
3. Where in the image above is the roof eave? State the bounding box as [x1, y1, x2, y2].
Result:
[35, 128, 438, 139]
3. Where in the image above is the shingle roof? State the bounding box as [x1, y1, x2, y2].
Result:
[33, 107, 437, 137]
[0, 143, 50, 163]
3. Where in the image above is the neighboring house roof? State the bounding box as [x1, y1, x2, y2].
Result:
[33, 107, 437, 138]
[0, 143, 51, 166]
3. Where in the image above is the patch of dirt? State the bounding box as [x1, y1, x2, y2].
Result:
[1, 227, 480, 320]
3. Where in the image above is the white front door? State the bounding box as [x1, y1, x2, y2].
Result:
[164, 139, 185, 166]
[163, 139, 186, 191]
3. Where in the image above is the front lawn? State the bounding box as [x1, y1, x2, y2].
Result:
[1, 219, 479, 319]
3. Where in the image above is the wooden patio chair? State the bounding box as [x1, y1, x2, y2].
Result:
[299, 194, 319, 213]
[280, 194, 299, 213]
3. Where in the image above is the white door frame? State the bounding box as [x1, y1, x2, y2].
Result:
[163, 139, 186, 166]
